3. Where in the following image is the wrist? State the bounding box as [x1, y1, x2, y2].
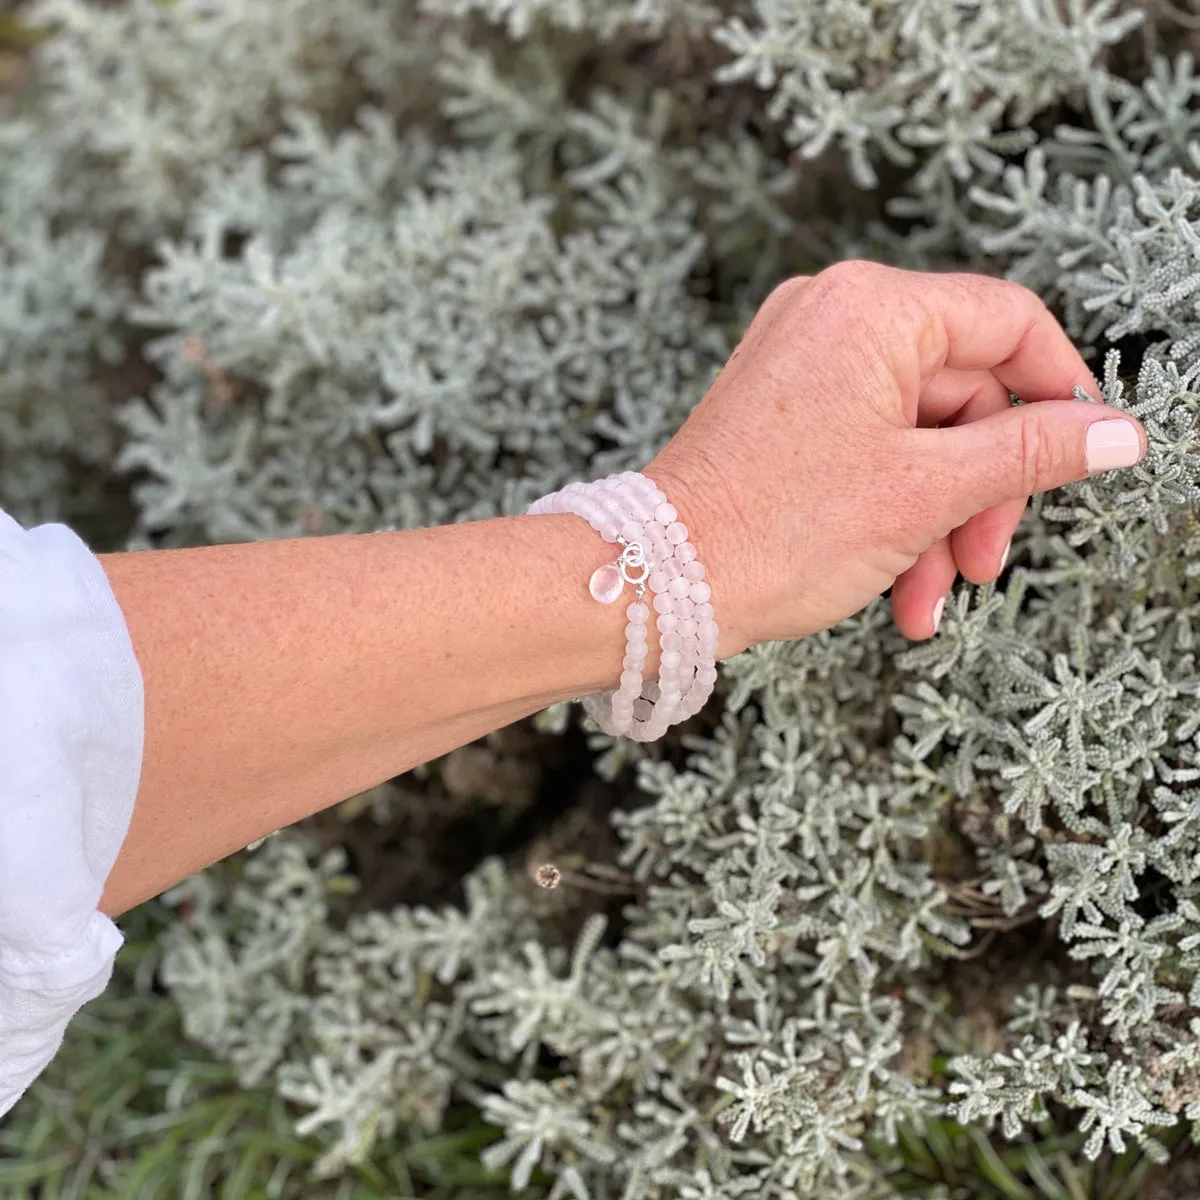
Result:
[528, 471, 721, 738]
[642, 457, 754, 661]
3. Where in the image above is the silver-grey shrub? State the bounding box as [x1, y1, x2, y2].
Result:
[6, 0, 1200, 1195]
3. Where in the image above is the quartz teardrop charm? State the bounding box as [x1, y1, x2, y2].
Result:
[589, 562, 624, 604]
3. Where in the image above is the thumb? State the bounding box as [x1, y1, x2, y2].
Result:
[922, 400, 1148, 529]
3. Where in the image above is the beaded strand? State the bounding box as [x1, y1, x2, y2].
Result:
[528, 471, 719, 740]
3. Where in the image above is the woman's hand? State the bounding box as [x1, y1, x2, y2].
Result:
[647, 261, 1147, 653]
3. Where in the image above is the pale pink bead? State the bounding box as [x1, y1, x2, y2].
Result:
[660, 558, 680, 580]
[603, 476, 622, 490]
[620, 667, 642, 689]
[627, 601, 650, 624]
[623, 652, 643, 672]
[675, 596, 696, 619]
[654, 592, 674, 614]
[697, 665, 718, 686]
[661, 651, 681, 670]
[666, 522, 688, 545]
[661, 632, 681, 652]
[694, 603, 715, 623]
[690, 581, 712, 604]
[627, 622, 648, 642]
[675, 542, 697, 564]
[654, 502, 677, 526]
[669, 577, 691, 599]
[648, 571, 670, 593]
[642, 520, 666, 542]
[698, 655, 716, 669]
[651, 540, 672, 566]
[600, 521, 621, 542]
[625, 637, 647, 659]
[620, 520, 643, 543]
[657, 613, 679, 633]
[678, 617, 698, 638]
[682, 561, 705, 582]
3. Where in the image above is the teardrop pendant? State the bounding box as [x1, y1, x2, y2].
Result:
[589, 562, 624, 604]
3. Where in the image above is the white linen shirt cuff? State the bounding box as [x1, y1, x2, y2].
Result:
[0, 511, 144, 1119]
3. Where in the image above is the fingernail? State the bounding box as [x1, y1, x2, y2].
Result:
[932, 596, 946, 634]
[1086, 419, 1143, 475]
[1000, 539, 1011, 573]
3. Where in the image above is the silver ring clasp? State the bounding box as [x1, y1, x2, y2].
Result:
[617, 539, 648, 587]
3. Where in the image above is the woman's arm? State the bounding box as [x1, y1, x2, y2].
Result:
[97, 501, 726, 917]
[96, 263, 1144, 919]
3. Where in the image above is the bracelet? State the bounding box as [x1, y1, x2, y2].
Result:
[528, 471, 719, 741]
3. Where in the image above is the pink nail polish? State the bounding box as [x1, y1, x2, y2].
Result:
[1086, 420, 1142, 475]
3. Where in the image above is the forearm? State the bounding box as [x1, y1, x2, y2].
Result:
[96, 512, 671, 916]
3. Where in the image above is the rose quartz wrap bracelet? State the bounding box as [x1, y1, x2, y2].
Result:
[527, 471, 719, 741]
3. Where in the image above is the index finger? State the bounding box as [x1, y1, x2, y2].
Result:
[863, 263, 1101, 404]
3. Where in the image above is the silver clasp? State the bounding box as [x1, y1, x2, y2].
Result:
[616, 538, 648, 595]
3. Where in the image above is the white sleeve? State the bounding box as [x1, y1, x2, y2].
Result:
[0, 510, 144, 1119]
